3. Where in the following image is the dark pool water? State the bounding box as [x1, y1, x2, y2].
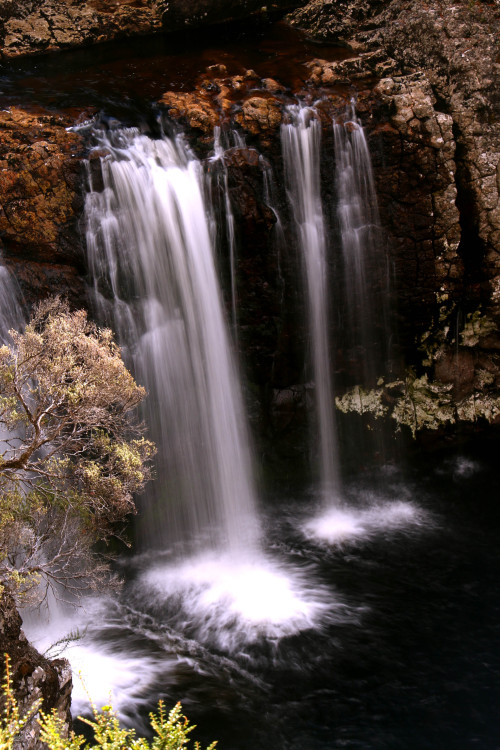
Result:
[0, 19, 351, 121]
[26, 438, 499, 750]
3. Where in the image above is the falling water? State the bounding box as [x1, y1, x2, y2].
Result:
[0, 259, 25, 342]
[211, 127, 238, 333]
[0, 258, 25, 459]
[281, 106, 341, 503]
[334, 102, 389, 384]
[85, 127, 260, 556]
[78, 124, 334, 659]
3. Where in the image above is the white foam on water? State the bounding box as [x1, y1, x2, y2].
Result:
[68, 646, 164, 719]
[139, 552, 338, 651]
[22, 597, 168, 720]
[303, 500, 428, 545]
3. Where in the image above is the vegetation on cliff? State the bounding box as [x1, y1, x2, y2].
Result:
[0, 298, 154, 605]
[1, 653, 216, 750]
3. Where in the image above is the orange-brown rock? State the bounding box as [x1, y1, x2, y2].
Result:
[235, 96, 283, 139]
[0, 107, 84, 263]
[160, 91, 219, 134]
[160, 70, 287, 139]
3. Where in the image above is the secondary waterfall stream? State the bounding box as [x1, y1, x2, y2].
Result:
[282, 105, 341, 503]
[334, 102, 390, 386]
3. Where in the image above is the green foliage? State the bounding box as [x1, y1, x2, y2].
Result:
[0, 653, 41, 750]
[38, 701, 217, 750]
[0, 655, 216, 750]
[0, 298, 155, 603]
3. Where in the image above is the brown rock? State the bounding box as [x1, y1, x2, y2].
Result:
[160, 91, 219, 133]
[0, 107, 84, 264]
[0, 592, 72, 750]
[235, 96, 283, 138]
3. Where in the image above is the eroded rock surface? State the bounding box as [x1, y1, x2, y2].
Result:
[289, 0, 500, 312]
[0, 0, 301, 59]
[0, 593, 72, 750]
[0, 107, 86, 306]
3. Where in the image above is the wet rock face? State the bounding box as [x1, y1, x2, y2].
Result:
[288, 0, 500, 418]
[0, 0, 163, 59]
[0, 593, 72, 750]
[0, 107, 87, 307]
[0, 0, 300, 59]
[370, 73, 462, 352]
[289, 0, 500, 313]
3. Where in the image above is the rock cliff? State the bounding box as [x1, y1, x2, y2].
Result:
[0, 0, 300, 59]
[288, 0, 500, 429]
[0, 593, 72, 749]
[0, 107, 87, 308]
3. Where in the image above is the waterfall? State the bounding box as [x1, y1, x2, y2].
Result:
[0, 259, 25, 460]
[85, 128, 260, 556]
[281, 106, 341, 503]
[0, 259, 25, 342]
[211, 128, 238, 334]
[334, 102, 389, 385]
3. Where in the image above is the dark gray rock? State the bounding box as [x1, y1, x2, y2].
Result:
[0, 593, 72, 750]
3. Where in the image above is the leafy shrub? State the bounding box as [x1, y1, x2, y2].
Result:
[1, 654, 216, 750]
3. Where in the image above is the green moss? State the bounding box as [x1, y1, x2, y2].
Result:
[460, 309, 497, 347]
[336, 370, 500, 438]
[335, 385, 388, 418]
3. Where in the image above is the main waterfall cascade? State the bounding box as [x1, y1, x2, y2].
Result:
[83, 124, 331, 650]
[14, 102, 431, 735]
[3, 25, 498, 745]
[85, 127, 260, 555]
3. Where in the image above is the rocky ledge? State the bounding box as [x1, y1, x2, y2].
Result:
[0, 0, 300, 59]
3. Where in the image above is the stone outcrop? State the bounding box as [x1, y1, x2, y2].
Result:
[289, 0, 500, 311]
[160, 67, 286, 146]
[288, 0, 500, 430]
[0, 592, 72, 749]
[0, 0, 163, 59]
[0, 0, 301, 59]
[370, 73, 462, 348]
[0, 107, 87, 307]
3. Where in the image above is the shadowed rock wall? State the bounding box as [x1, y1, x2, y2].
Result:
[0, 0, 301, 59]
[0, 593, 72, 750]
